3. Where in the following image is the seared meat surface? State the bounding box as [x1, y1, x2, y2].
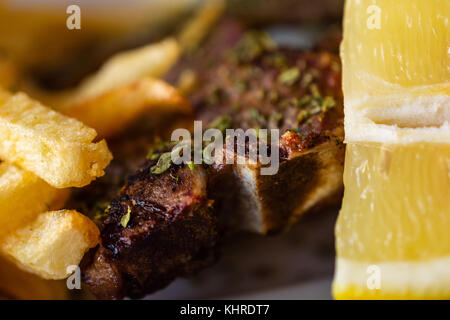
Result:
[189, 32, 344, 233]
[77, 22, 344, 298]
[192, 32, 343, 148]
[81, 162, 217, 299]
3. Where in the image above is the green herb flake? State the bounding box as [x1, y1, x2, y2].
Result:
[188, 161, 195, 171]
[208, 115, 232, 132]
[297, 95, 312, 107]
[229, 31, 277, 63]
[146, 149, 160, 160]
[269, 111, 283, 128]
[147, 140, 178, 161]
[301, 69, 320, 88]
[309, 84, 321, 98]
[150, 152, 172, 174]
[297, 110, 310, 123]
[249, 108, 259, 120]
[170, 173, 179, 182]
[249, 108, 266, 125]
[120, 206, 131, 228]
[309, 104, 322, 115]
[265, 53, 287, 69]
[322, 96, 336, 108]
[278, 67, 300, 86]
[281, 97, 301, 108]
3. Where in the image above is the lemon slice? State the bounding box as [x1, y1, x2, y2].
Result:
[334, 0, 450, 299]
[334, 142, 450, 299]
[342, 0, 449, 108]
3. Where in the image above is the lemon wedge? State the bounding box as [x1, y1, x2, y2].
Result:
[334, 0, 450, 299]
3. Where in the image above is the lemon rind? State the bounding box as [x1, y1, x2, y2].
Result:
[333, 256, 450, 299]
[344, 120, 450, 144]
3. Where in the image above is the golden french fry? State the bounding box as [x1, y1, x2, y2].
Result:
[0, 162, 68, 238]
[0, 256, 68, 300]
[64, 77, 192, 138]
[0, 90, 112, 188]
[73, 38, 180, 102]
[178, 0, 225, 52]
[1, 210, 100, 280]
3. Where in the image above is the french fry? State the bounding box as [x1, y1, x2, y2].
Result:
[178, 0, 225, 52]
[64, 77, 192, 138]
[72, 38, 180, 102]
[0, 1, 224, 291]
[0, 162, 68, 238]
[0, 256, 68, 300]
[1, 210, 100, 280]
[0, 90, 112, 188]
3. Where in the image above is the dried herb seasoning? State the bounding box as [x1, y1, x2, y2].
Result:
[150, 152, 172, 174]
[208, 115, 232, 132]
[120, 206, 131, 228]
[278, 67, 300, 86]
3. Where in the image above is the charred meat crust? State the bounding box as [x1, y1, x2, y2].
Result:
[208, 138, 344, 234]
[191, 48, 343, 135]
[80, 26, 344, 298]
[81, 163, 218, 299]
[255, 140, 345, 233]
[190, 32, 344, 233]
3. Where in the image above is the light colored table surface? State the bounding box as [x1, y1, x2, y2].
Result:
[147, 210, 338, 300]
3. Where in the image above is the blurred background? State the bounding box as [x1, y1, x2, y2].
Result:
[1, 0, 343, 90]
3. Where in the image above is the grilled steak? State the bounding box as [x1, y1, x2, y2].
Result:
[78, 23, 344, 298]
[190, 32, 344, 234]
[81, 162, 217, 299]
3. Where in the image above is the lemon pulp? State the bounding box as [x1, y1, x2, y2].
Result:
[334, 0, 450, 299]
[342, 0, 450, 103]
[334, 142, 450, 299]
[337, 142, 450, 263]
